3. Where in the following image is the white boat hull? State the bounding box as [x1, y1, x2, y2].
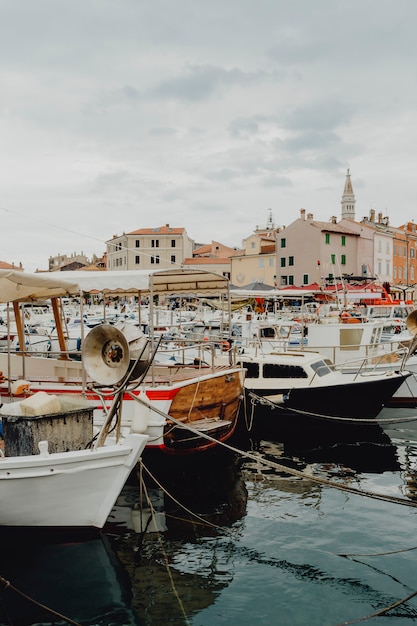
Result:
[0, 433, 148, 529]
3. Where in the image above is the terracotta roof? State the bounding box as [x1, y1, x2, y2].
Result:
[183, 257, 230, 265]
[193, 243, 212, 254]
[126, 226, 185, 236]
[0, 261, 22, 270]
[309, 220, 359, 236]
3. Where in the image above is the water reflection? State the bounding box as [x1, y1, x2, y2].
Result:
[3, 407, 417, 626]
[0, 535, 140, 626]
[104, 447, 248, 624]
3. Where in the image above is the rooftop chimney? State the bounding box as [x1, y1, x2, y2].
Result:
[300, 209, 306, 220]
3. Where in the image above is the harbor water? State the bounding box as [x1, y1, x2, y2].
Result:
[1, 406, 417, 625]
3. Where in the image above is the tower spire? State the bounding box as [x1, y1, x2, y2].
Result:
[341, 168, 355, 220]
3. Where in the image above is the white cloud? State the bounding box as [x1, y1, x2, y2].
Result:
[1, 0, 417, 272]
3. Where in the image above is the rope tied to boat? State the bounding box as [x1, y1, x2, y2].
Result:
[248, 391, 417, 424]
[133, 394, 417, 509]
[0, 575, 82, 626]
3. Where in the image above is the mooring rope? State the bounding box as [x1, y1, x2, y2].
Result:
[0, 575, 82, 626]
[248, 391, 417, 425]
[139, 473, 191, 626]
[133, 394, 417, 509]
[140, 460, 237, 534]
[335, 588, 417, 625]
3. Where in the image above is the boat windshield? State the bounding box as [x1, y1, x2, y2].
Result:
[310, 360, 332, 377]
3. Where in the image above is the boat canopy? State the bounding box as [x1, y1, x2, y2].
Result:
[0, 268, 231, 302]
[0, 269, 80, 303]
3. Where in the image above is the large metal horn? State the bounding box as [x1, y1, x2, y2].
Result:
[400, 311, 417, 370]
[82, 324, 130, 385]
[114, 321, 150, 380]
[406, 310, 417, 336]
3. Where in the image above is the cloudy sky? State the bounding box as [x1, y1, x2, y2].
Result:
[1, 0, 416, 272]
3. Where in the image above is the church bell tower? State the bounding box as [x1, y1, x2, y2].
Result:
[341, 168, 356, 220]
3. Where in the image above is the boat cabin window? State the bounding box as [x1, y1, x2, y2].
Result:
[260, 327, 276, 338]
[310, 360, 332, 377]
[392, 306, 412, 319]
[263, 363, 308, 379]
[339, 328, 363, 350]
[241, 362, 260, 378]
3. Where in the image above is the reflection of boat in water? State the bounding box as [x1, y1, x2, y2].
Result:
[103, 446, 248, 623]
[238, 404, 402, 478]
[0, 535, 139, 626]
[107, 445, 248, 537]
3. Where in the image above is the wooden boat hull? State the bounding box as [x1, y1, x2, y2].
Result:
[150, 368, 245, 454]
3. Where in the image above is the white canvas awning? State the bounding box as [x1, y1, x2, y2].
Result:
[50, 269, 151, 295]
[0, 270, 80, 303]
[150, 269, 229, 296]
[0, 268, 230, 302]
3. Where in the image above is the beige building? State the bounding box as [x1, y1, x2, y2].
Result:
[184, 240, 241, 278]
[230, 230, 277, 287]
[275, 210, 360, 287]
[48, 252, 90, 272]
[359, 211, 393, 284]
[106, 224, 194, 271]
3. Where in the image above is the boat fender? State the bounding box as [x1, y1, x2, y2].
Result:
[10, 380, 31, 396]
[131, 408, 149, 434]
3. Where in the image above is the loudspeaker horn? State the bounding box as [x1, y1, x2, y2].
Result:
[114, 321, 150, 380]
[82, 324, 130, 386]
[406, 310, 417, 336]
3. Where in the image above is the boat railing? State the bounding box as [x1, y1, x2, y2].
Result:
[332, 347, 408, 380]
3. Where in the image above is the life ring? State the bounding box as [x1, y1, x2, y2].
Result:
[221, 341, 230, 351]
[340, 311, 351, 323]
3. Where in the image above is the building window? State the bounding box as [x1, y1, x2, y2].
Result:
[341, 235, 346, 246]
[135, 240, 140, 248]
[325, 233, 330, 244]
[171, 240, 176, 248]
[259, 258, 264, 268]
[411, 266, 415, 280]
[289, 256, 294, 266]
[280, 276, 287, 286]
[378, 261, 382, 274]
[289, 275, 294, 285]
[251, 241, 256, 249]
[411, 248, 415, 258]
[171, 255, 176, 264]
[281, 258, 286, 267]
[135, 255, 140, 264]
[393, 267, 397, 279]
[269, 258, 274, 267]
[341, 255, 346, 265]
[303, 274, 309, 285]
[393, 244, 397, 255]
[403, 246, 406, 256]
[386, 262, 390, 275]
[281, 238, 286, 248]
[151, 255, 160, 264]
[331, 254, 336, 265]
[151, 240, 159, 248]
[398, 267, 402, 279]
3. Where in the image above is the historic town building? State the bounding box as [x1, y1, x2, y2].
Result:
[106, 225, 194, 271]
